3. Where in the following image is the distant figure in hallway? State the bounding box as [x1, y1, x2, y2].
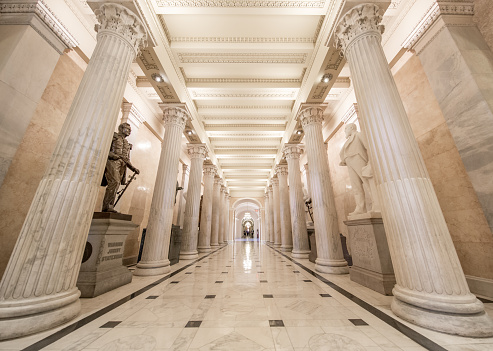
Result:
[102, 122, 140, 212]
[339, 123, 378, 216]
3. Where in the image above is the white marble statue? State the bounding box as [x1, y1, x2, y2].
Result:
[339, 123, 379, 216]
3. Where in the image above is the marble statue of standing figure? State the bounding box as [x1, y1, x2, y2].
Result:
[102, 122, 140, 212]
[339, 123, 378, 216]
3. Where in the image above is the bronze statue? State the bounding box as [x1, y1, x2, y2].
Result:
[101, 122, 140, 212]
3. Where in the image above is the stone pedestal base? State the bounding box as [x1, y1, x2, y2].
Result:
[169, 225, 182, 266]
[76, 212, 137, 298]
[344, 215, 395, 295]
[307, 226, 317, 263]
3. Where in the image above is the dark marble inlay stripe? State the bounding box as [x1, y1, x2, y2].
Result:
[21, 246, 228, 351]
[268, 246, 448, 351]
[100, 321, 121, 328]
[349, 319, 368, 326]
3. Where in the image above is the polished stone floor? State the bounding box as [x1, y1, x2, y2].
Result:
[1, 241, 493, 350]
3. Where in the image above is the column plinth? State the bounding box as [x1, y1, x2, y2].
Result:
[335, 3, 493, 337]
[276, 163, 293, 252]
[180, 144, 207, 260]
[271, 177, 281, 248]
[210, 177, 222, 247]
[134, 105, 189, 276]
[0, 3, 146, 340]
[283, 144, 310, 258]
[198, 162, 216, 253]
[299, 107, 348, 274]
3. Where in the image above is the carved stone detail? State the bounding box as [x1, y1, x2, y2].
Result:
[187, 143, 208, 159]
[283, 144, 304, 160]
[334, 3, 384, 54]
[95, 3, 147, 55]
[275, 164, 289, 176]
[156, 0, 326, 8]
[179, 53, 307, 64]
[298, 107, 325, 127]
[160, 105, 190, 128]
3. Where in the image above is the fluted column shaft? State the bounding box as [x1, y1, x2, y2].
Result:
[299, 107, 348, 274]
[134, 105, 189, 275]
[198, 162, 216, 252]
[276, 164, 293, 252]
[268, 186, 274, 244]
[218, 186, 226, 245]
[284, 144, 310, 258]
[0, 4, 146, 340]
[180, 144, 207, 260]
[264, 193, 270, 243]
[271, 177, 281, 247]
[175, 164, 189, 227]
[210, 177, 222, 247]
[335, 3, 492, 336]
[224, 194, 231, 243]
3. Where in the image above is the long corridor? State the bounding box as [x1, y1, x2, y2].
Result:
[1, 242, 493, 351]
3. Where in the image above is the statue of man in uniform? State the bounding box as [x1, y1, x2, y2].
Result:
[339, 123, 373, 216]
[102, 122, 140, 212]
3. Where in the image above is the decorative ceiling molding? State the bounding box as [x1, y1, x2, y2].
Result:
[202, 115, 287, 120]
[192, 91, 297, 99]
[198, 105, 292, 109]
[187, 77, 302, 84]
[178, 53, 307, 64]
[155, 0, 326, 8]
[171, 36, 315, 43]
[205, 124, 286, 128]
[210, 137, 281, 141]
[313, 15, 325, 41]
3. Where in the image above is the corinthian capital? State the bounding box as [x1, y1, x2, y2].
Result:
[160, 104, 190, 129]
[298, 106, 324, 128]
[334, 3, 384, 55]
[95, 3, 147, 55]
[203, 161, 217, 177]
[283, 143, 304, 160]
[271, 177, 279, 187]
[187, 143, 208, 159]
[275, 163, 289, 177]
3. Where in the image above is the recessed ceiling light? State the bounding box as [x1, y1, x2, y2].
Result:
[321, 73, 333, 83]
[187, 130, 193, 135]
[296, 130, 302, 135]
[151, 73, 163, 83]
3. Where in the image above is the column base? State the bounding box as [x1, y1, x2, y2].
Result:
[179, 251, 198, 260]
[0, 288, 81, 340]
[391, 296, 493, 337]
[274, 243, 281, 248]
[281, 245, 293, 252]
[315, 258, 349, 274]
[133, 259, 171, 276]
[211, 243, 220, 247]
[197, 246, 211, 253]
[292, 250, 310, 259]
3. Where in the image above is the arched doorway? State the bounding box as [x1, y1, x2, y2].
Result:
[233, 198, 262, 241]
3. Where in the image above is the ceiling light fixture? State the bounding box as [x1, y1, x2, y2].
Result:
[187, 130, 193, 135]
[296, 130, 302, 135]
[151, 73, 163, 83]
[321, 73, 333, 83]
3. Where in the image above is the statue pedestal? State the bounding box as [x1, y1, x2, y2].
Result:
[307, 225, 317, 263]
[169, 225, 182, 266]
[344, 214, 395, 295]
[77, 212, 138, 298]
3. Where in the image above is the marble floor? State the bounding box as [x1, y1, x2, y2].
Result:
[1, 241, 493, 351]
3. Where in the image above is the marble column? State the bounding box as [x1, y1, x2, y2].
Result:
[197, 161, 216, 253]
[283, 144, 311, 259]
[276, 162, 293, 252]
[299, 106, 348, 274]
[271, 176, 282, 248]
[264, 192, 271, 243]
[210, 176, 222, 247]
[134, 105, 190, 276]
[219, 185, 227, 245]
[175, 164, 189, 227]
[268, 185, 275, 244]
[224, 194, 231, 243]
[0, 3, 146, 340]
[404, 1, 493, 233]
[180, 144, 208, 260]
[335, 3, 493, 336]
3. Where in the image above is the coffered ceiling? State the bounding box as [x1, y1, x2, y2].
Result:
[83, 0, 393, 198]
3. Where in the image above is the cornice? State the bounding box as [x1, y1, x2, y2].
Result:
[210, 137, 280, 142]
[0, 0, 78, 54]
[178, 53, 307, 64]
[198, 105, 292, 109]
[205, 124, 285, 128]
[402, 1, 474, 52]
[156, 0, 326, 8]
[202, 115, 287, 120]
[192, 91, 297, 99]
[186, 77, 302, 84]
[171, 36, 316, 43]
[342, 103, 358, 124]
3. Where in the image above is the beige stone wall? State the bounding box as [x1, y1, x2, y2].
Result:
[393, 55, 493, 280]
[0, 51, 85, 277]
[474, 0, 493, 51]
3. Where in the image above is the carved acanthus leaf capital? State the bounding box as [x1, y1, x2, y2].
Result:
[214, 177, 222, 186]
[187, 143, 208, 159]
[203, 162, 217, 177]
[268, 185, 273, 193]
[283, 144, 304, 160]
[275, 164, 289, 176]
[95, 3, 147, 55]
[334, 3, 384, 55]
[160, 105, 190, 129]
[298, 107, 324, 128]
[271, 177, 279, 186]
